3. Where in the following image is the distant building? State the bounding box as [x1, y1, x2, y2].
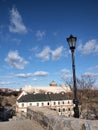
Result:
[16, 82, 74, 117]
[0, 88, 12, 92]
[49, 81, 57, 86]
[16, 92, 74, 117]
[22, 81, 71, 94]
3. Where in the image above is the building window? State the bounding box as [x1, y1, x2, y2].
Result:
[37, 103, 39, 106]
[42, 103, 44, 106]
[58, 101, 60, 105]
[62, 101, 64, 104]
[68, 101, 70, 104]
[22, 103, 24, 107]
[29, 103, 32, 106]
[47, 102, 49, 105]
[54, 102, 56, 105]
[58, 108, 60, 112]
[68, 108, 70, 111]
[63, 108, 65, 112]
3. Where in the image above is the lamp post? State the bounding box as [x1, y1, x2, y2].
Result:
[66, 35, 79, 118]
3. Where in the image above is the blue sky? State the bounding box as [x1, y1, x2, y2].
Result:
[0, 0, 98, 89]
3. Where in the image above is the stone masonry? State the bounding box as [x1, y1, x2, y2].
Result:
[27, 106, 98, 130]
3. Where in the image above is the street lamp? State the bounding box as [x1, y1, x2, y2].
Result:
[66, 35, 79, 118]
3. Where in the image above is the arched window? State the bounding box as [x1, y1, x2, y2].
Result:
[47, 102, 49, 105]
[62, 101, 64, 104]
[54, 102, 56, 105]
[63, 108, 65, 112]
[29, 103, 32, 106]
[37, 103, 39, 106]
[42, 102, 44, 106]
[68, 108, 70, 111]
[22, 103, 24, 107]
[58, 101, 60, 105]
[58, 108, 60, 112]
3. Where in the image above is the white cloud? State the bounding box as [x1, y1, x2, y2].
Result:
[36, 30, 45, 40]
[61, 68, 72, 81]
[33, 71, 49, 76]
[5, 50, 28, 70]
[88, 66, 98, 71]
[16, 73, 33, 78]
[61, 68, 70, 73]
[77, 43, 83, 51]
[77, 39, 98, 55]
[36, 46, 51, 61]
[36, 46, 64, 61]
[30, 46, 39, 52]
[11, 38, 21, 45]
[32, 78, 37, 81]
[95, 66, 98, 70]
[0, 81, 19, 85]
[53, 32, 58, 36]
[82, 72, 98, 78]
[9, 6, 27, 34]
[51, 46, 63, 61]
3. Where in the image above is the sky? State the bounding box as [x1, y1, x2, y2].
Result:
[0, 0, 98, 89]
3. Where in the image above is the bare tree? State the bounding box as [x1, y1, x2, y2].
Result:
[61, 76, 73, 90]
[77, 75, 95, 90]
[62, 75, 96, 102]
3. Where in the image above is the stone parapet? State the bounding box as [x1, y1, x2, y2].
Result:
[27, 107, 98, 130]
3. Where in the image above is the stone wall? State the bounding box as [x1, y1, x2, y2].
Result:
[27, 107, 98, 130]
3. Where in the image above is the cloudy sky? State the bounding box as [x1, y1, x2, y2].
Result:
[0, 0, 98, 89]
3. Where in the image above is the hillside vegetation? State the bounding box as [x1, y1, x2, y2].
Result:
[0, 90, 21, 107]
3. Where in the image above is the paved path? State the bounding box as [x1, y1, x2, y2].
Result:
[0, 119, 45, 130]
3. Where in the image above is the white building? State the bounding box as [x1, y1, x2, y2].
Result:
[22, 81, 71, 94]
[16, 92, 74, 117]
[16, 81, 74, 117]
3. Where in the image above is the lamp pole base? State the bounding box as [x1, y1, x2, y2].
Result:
[73, 106, 79, 118]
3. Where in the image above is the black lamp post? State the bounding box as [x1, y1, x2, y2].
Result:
[66, 35, 79, 118]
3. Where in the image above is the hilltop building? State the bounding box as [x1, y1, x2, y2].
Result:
[49, 81, 58, 86]
[22, 81, 71, 94]
[16, 92, 74, 117]
[16, 82, 74, 117]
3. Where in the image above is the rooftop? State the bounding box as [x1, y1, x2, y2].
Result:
[17, 93, 72, 102]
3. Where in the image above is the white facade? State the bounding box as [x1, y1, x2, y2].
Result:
[16, 101, 50, 112]
[16, 83, 74, 117]
[16, 99, 74, 117]
[22, 85, 71, 94]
